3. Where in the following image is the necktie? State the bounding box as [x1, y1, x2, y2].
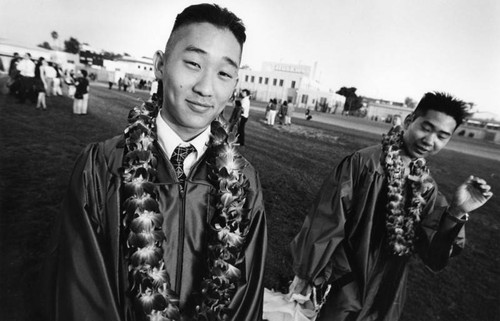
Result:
[170, 144, 196, 186]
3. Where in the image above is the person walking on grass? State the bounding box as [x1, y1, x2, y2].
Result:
[72, 69, 89, 115]
[34, 57, 48, 110]
[284, 101, 295, 126]
[289, 92, 492, 321]
[237, 88, 250, 145]
[42, 4, 267, 321]
[267, 98, 278, 126]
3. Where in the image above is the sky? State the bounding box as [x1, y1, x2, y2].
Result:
[1, 0, 499, 117]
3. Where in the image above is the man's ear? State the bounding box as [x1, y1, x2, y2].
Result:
[404, 113, 415, 129]
[153, 50, 164, 79]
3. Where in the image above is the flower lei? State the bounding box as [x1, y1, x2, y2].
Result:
[381, 126, 433, 256]
[120, 101, 250, 321]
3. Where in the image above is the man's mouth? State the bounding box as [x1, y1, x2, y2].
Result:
[415, 145, 430, 155]
[186, 99, 213, 109]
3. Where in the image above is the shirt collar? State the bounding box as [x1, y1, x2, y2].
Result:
[155, 112, 210, 160]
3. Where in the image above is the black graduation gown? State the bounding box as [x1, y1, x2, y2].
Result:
[290, 145, 465, 321]
[41, 135, 267, 321]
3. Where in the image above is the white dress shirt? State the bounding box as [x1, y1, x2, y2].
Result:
[17, 58, 35, 77]
[241, 96, 250, 118]
[156, 114, 210, 177]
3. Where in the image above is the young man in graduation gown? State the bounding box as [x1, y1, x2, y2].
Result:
[289, 92, 492, 321]
[42, 4, 267, 321]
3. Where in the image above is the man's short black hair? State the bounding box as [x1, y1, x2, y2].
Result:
[171, 3, 246, 48]
[413, 92, 470, 128]
[242, 89, 250, 95]
[81, 69, 88, 77]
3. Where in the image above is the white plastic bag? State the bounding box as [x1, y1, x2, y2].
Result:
[263, 288, 318, 321]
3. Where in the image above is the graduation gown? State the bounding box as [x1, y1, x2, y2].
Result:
[290, 145, 465, 321]
[42, 135, 267, 321]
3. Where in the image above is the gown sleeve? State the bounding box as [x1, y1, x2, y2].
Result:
[228, 167, 268, 321]
[416, 189, 466, 272]
[290, 153, 360, 283]
[43, 142, 123, 321]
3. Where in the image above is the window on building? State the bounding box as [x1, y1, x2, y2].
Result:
[301, 95, 308, 104]
[259, 77, 263, 84]
[273, 78, 277, 86]
[251, 76, 255, 83]
[144, 66, 147, 70]
[138, 65, 141, 69]
[265, 77, 269, 85]
[291, 81, 296, 88]
[279, 79, 284, 87]
[150, 67, 152, 71]
[245, 75, 249, 82]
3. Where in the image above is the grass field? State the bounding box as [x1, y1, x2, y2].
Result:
[1, 84, 499, 321]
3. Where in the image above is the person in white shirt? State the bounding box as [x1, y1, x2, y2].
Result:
[16, 53, 36, 103]
[44, 63, 57, 96]
[238, 88, 250, 145]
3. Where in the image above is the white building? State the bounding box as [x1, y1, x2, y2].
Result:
[102, 56, 154, 82]
[363, 97, 412, 122]
[237, 61, 345, 111]
[0, 38, 78, 72]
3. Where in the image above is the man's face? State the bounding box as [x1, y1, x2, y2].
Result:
[403, 110, 457, 159]
[155, 22, 241, 140]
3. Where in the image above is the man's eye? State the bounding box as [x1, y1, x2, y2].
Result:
[219, 71, 233, 79]
[185, 60, 200, 69]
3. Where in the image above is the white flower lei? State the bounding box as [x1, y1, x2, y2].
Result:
[120, 101, 250, 320]
[382, 126, 434, 256]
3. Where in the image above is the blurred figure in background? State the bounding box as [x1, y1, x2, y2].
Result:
[8, 52, 21, 96]
[16, 52, 36, 103]
[72, 69, 89, 115]
[238, 88, 250, 145]
[284, 101, 295, 126]
[34, 57, 48, 110]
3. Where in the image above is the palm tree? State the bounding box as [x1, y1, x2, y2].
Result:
[51, 31, 59, 50]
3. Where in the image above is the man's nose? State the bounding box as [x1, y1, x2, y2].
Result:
[422, 133, 434, 146]
[193, 71, 214, 97]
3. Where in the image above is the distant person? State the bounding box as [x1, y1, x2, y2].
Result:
[44, 62, 57, 96]
[284, 101, 295, 126]
[52, 64, 63, 96]
[42, 4, 267, 321]
[16, 52, 36, 103]
[267, 98, 278, 126]
[238, 88, 250, 145]
[289, 92, 492, 321]
[265, 98, 272, 121]
[34, 57, 48, 110]
[129, 77, 136, 93]
[65, 70, 76, 98]
[229, 99, 243, 133]
[278, 101, 288, 125]
[392, 114, 403, 129]
[123, 76, 130, 92]
[108, 72, 114, 89]
[72, 69, 89, 115]
[7, 52, 21, 96]
[305, 107, 312, 120]
[118, 77, 123, 91]
[149, 78, 159, 101]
